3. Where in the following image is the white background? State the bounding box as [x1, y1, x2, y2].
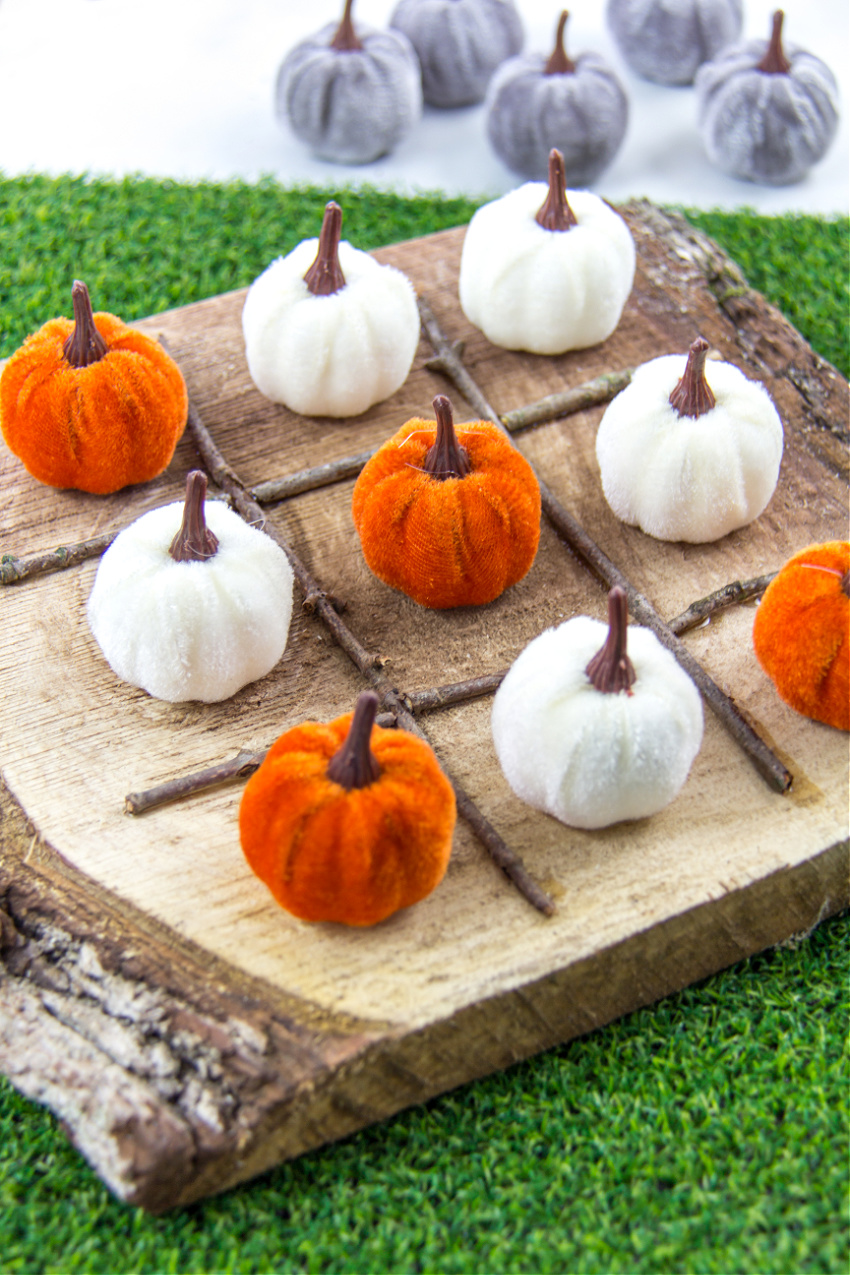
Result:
[0, 0, 846, 212]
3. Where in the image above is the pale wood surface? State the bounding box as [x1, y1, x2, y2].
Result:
[0, 203, 847, 1210]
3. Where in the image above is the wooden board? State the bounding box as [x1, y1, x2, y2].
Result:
[0, 202, 847, 1214]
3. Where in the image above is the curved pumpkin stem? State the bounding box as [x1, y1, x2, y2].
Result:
[330, 0, 362, 52]
[327, 691, 382, 790]
[668, 337, 717, 419]
[303, 202, 347, 297]
[757, 11, 791, 75]
[535, 150, 578, 232]
[169, 470, 220, 562]
[585, 587, 636, 695]
[62, 280, 109, 368]
[423, 395, 472, 480]
[545, 11, 576, 76]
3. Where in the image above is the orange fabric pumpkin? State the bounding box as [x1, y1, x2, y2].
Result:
[752, 540, 849, 731]
[352, 394, 541, 608]
[239, 692, 457, 926]
[0, 280, 187, 494]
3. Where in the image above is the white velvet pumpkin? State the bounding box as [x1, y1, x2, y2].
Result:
[595, 338, 784, 542]
[389, 0, 523, 107]
[695, 10, 840, 185]
[492, 589, 704, 829]
[607, 0, 743, 86]
[485, 11, 628, 185]
[87, 473, 295, 704]
[275, 0, 422, 164]
[458, 150, 635, 355]
[242, 202, 420, 418]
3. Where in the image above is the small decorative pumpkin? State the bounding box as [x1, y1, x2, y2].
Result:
[389, 0, 523, 107]
[0, 280, 187, 495]
[87, 470, 294, 703]
[595, 336, 783, 543]
[695, 10, 840, 185]
[242, 200, 420, 418]
[752, 541, 849, 732]
[275, 0, 422, 164]
[492, 586, 704, 829]
[458, 148, 635, 355]
[485, 11, 628, 185]
[352, 394, 540, 609]
[239, 690, 457, 926]
[606, 0, 743, 86]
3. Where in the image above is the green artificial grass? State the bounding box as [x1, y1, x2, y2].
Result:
[0, 174, 848, 1274]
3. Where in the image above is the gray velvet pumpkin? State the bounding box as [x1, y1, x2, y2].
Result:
[695, 10, 840, 185]
[486, 12, 628, 186]
[389, 0, 524, 107]
[275, 0, 422, 164]
[606, 0, 743, 86]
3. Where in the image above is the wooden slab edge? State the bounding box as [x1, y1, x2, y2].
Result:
[2, 775, 846, 1212]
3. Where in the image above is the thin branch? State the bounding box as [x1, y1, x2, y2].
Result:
[125, 750, 265, 816]
[500, 368, 633, 432]
[145, 344, 556, 917]
[252, 449, 376, 505]
[417, 298, 793, 795]
[0, 360, 630, 585]
[123, 672, 512, 815]
[0, 531, 118, 585]
[667, 572, 778, 636]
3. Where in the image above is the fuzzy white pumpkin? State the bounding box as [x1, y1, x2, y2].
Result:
[87, 472, 295, 704]
[596, 337, 784, 543]
[492, 588, 704, 829]
[458, 149, 635, 355]
[242, 201, 420, 418]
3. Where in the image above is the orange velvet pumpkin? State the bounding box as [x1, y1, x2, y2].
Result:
[239, 692, 457, 926]
[0, 280, 188, 494]
[352, 394, 541, 609]
[752, 540, 849, 731]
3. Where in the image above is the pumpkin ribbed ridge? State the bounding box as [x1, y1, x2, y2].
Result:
[0, 311, 187, 494]
[240, 715, 457, 926]
[352, 418, 541, 609]
[752, 541, 849, 731]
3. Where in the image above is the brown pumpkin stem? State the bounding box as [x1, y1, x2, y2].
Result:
[330, 0, 362, 52]
[535, 150, 578, 232]
[585, 587, 636, 695]
[668, 337, 717, 418]
[757, 10, 791, 75]
[303, 202, 347, 297]
[842, 571, 850, 598]
[327, 691, 382, 790]
[545, 11, 576, 75]
[62, 280, 109, 368]
[423, 395, 472, 480]
[169, 470, 220, 563]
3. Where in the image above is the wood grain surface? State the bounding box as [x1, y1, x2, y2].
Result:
[1, 201, 848, 1212]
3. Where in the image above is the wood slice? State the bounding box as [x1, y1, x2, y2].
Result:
[0, 201, 847, 1213]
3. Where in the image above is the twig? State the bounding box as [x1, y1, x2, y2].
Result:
[0, 531, 118, 585]
[500, 368, 633, 432]
[252, 449, 376, 505]
[146, 347, 555, 917]
[417, 297, 793, 795]
[125, 750, 266, 816]
[124, 671, 512, 815]
[667, 572, 778, 636]
[0, 363, 630, 585]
